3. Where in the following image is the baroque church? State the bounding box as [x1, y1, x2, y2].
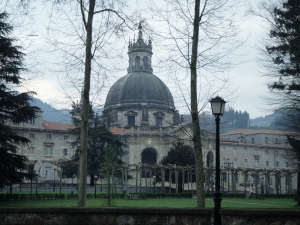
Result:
[103, 23, 197, 168]
[8, 23, 298, 193]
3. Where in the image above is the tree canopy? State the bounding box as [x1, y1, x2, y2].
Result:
[262, 0, 300, 205]
[64, 104, 125, 186]
[0, 12, 39, 190]
[160, 141, 195, 193]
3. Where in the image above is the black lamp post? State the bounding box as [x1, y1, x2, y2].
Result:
[210, 96, 226, 225]
[53, 168, 56, 192]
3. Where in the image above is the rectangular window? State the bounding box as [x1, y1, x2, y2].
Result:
[265, 150, 269, 155]
[244, 148, 247, 153]
[64, 135, 68, 140]
[255, 149, 258, 154]
[266, 161, 269, 167]
[47, 134, 51, 140]
[234, 159, 237, 167]
[222, 147, 225, 152]
[46, 146, 52, 156]
[29, 147, 34, 154]
[29, 118, 35, 125]
[156, 117, 162, 126]
[265, 137, 268, 144]
[255, 158, 259, 167]
[275, 151, 278, 156]
[275, 138, 278, 144]
[128, 116, 135, 127]
[286, 162, 289, 167]
[251, 138, 255, 144]
[276, 161, 279, 167]
[234, 148, 237, 154]
[30, 133, 34, 139]
[244, 159, 248, 167]
[63, 149, 67, 156]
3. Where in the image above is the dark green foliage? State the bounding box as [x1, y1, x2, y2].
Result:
[267, 0, 300, 84]
[287, 136, 300, 205]
[265, 0, 300, 206]
[65, 106, 124, 186]
[160, 141, 196, 193]
[0, 12, 39, 189]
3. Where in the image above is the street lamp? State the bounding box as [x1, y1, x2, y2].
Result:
[53, 168, 56, 192]
[223, 159, 233, 192]
[94, 175, 97, 197]
[210, 96, 226, 225]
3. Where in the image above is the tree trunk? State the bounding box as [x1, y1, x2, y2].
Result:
[78, 0, 95, 207]
[190, 0, 205, 208]
[297, 165, 300, 206]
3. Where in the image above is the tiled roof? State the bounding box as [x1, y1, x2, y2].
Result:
[109, 127, 131, 135]
[42, 120, 75, 131]
[222, 129, 298, 136]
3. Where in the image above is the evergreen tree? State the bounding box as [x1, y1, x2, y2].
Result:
[65, 105, 124, 186]
[287, 136, 300, 205]
[266, 0, 300, 132]
[160, 142, 196, 193]
[0, 12, 39, 191]
[264, 0, 300, 204]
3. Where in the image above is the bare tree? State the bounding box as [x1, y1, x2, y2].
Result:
[38, 0, 133, 207]
[146, 0, 244, 207]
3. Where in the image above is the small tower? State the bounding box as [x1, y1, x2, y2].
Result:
[127, 22, 153, 73]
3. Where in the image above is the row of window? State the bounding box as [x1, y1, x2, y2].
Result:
[227, 147, 281, 156]
[29, 133, 68, 140]
[127, 116, 162, 127]
[244, 159, 288, 168]
[250, 137, 289, 145]
[28, 147, 68, 156]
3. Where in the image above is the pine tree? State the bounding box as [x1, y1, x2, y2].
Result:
[160, 142, 196, 193]
[265, 0, 300, 205]
[0, 12, 39, 190]
[66, 105, 124, 186]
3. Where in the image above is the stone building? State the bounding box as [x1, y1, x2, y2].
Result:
[218, 129, 298, 193]
[9, 24, 298, 193]
[10, 110, 75, 182]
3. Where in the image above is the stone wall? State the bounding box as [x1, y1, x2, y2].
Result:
[0, 208, 212, 225]
[221, 209, 300, 225]
[1, 207, 299, 225]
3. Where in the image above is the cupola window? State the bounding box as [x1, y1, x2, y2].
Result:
[143, 56, 149, 70]
[135, 56, 140, 69]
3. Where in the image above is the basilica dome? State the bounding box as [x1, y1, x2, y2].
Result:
[104, 71, 175, 110]
[104, 23, 178, 128]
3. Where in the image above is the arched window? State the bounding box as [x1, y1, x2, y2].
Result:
[141, 148, 157, 178]
[143, 56, 149, 70]
[135, 56, 140, 68]
[206, 151, 214, 167]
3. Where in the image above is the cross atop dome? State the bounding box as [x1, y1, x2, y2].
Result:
[138, 21, 143, 40]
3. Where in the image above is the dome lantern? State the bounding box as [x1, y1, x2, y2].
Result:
[127, 21, 153, 73]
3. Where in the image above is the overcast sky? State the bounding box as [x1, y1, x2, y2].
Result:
[4, 0, 273, 119]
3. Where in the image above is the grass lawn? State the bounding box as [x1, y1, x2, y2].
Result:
[0, 197, 298, 209]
